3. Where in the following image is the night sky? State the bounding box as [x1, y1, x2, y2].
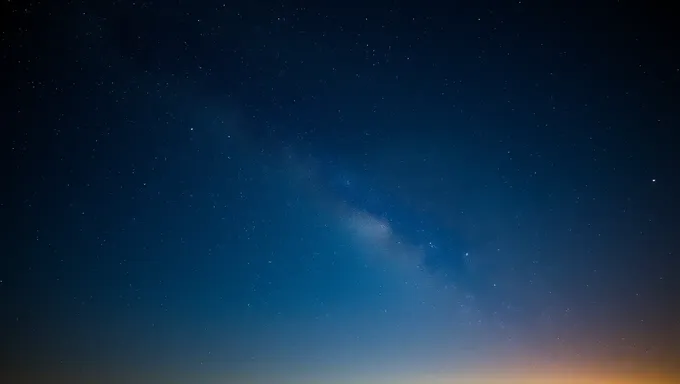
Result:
[4, 1, 680, 383]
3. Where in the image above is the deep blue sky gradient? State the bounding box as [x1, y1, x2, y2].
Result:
[4, 1, 680, 383]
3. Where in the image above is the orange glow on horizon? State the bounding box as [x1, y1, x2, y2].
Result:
[304, 362, 679, 384]
[403, 367, 678, 384]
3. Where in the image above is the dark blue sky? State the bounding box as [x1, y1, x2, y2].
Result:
[4, 1, 680, 383]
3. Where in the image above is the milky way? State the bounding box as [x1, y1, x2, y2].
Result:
[4, 1, 679, 383]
